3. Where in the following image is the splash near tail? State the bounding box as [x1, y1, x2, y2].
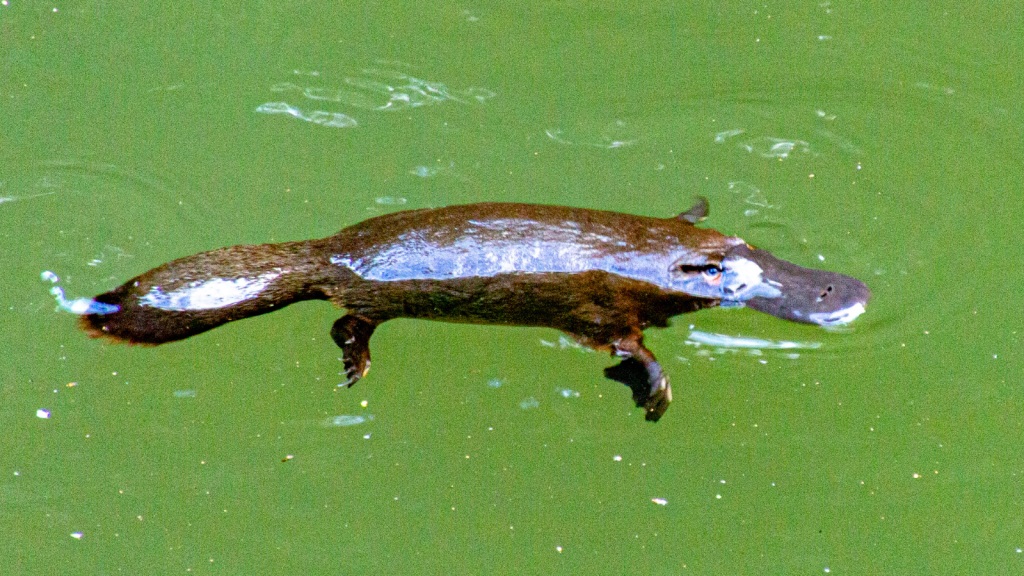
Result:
[78, 241, 330, 344]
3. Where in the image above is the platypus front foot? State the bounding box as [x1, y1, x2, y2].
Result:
[330, 315, 378, 387]
[602, 355, 672, 422]
[605, 331, 673, 421]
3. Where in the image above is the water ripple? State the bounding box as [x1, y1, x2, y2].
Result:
[714, 129, 813, 159]
[544, 120, 637, 149]
[261, 66, 495, 128]
[254, 102, 357, 128]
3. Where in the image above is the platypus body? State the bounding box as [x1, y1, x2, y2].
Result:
[77, 200, 869, 421]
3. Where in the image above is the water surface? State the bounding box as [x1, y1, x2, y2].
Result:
[2, 2, 1022, 574]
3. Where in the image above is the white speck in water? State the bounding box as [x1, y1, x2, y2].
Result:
[818, 254, 825, 261]
[824, 568, 831, 573]
[651, 498, 668, 506]
[613, 455, 622, 461]
[556, 546, 562, 552]
[363, 433, 371, 440]
[70, 532, 82, 539]
[716, 494, 722, 499]
[487, 378, 504, 388]
[520, 397, 539, 410]
[556, 387, 579, 398]
[36, 409, 50, 419]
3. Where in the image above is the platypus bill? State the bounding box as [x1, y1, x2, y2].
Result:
[69, 199, 869, 422]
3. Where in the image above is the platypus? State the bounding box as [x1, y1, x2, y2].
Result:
[72, 199, 869, 421]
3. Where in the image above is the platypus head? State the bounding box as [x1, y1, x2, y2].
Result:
[724, 243, 869, 326]
[671, 242, 870, 326]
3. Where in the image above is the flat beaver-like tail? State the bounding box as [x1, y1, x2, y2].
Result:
[80, 240, 331, 344]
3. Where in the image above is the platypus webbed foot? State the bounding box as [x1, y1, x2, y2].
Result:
[330, 315, 378, 387]
[604, 358, 672, 422]
[604, 332, 672, 422]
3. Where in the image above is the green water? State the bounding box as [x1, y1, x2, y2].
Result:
[3, 2, 1023, 574]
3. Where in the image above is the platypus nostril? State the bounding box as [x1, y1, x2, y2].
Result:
[722, 283, 747, 297]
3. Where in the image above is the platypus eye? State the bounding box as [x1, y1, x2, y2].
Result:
[677, 264, 723, 278]
[702, 265, 722, 283]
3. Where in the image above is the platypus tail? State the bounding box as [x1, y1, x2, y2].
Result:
[79, 240, 333, 344]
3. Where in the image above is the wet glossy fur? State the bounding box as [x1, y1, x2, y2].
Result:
[80, 201, 868, 421]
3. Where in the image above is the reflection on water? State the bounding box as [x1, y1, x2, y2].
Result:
[713, 108, 865, 159]
[42, 159, 172, 193]
[324, 414, 374, 427]
[715, 128, 813, 159]
[687, 329, 821, 350]
[677, 329, 823, 365]
[257, 66, 496, 129]
[2, 161, 155, 206]
[255, 102, 357, 128]
[519, 397, 539, 410]
[544, 119, 637, 149]
[0, 190, 55, 204]
[727, 180, 774, 216]
[539, 335, 596, 352]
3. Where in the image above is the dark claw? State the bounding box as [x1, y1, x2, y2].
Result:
[340, 356, 370, 387]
